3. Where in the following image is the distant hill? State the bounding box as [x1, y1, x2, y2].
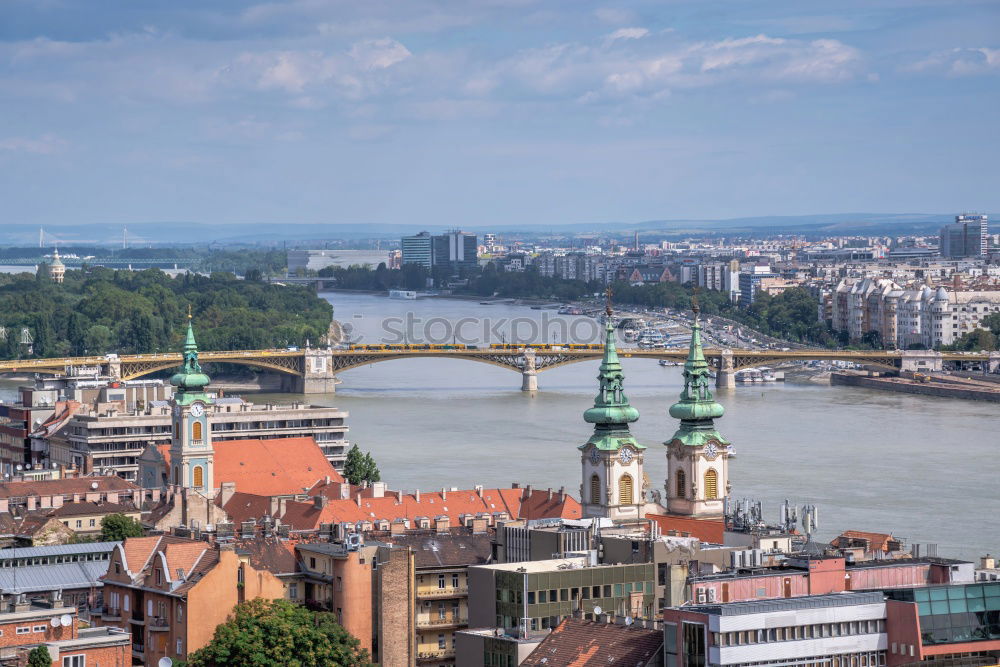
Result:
[4, 213, 993, 245]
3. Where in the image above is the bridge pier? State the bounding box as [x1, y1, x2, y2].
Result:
[295, 349, 339, 394]
[988, 352, 1000, 374]
[899, 350, 943, 373]
[521, 349, 538, 392]
[716, 349, 736, 390]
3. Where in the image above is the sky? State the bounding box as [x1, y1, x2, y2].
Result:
[0, 0, 998, 229]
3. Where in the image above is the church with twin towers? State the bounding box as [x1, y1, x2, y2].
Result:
[578, 297, 733, 523]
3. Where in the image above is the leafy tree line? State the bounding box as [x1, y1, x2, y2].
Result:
[0, 267, 331, 359]
[0, 246, 287, 276]
[342, 445, 380, 486]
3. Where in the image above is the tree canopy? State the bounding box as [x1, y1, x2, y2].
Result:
[0, 267, 332, 359]
[342, 445, 381, 486]
[27, 646, 52, 667]
[100, 513, 145, 541]
[184, 598, 370, 667]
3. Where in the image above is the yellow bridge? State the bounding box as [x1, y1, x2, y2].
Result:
[0, 345, 994, 392]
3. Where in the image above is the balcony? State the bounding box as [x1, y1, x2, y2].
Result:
[416, 615, 468, 629]
[149, 617, 169, 631]
[129, 614, 145, 625]
[417, 586, 468, 599]
[102, 607, 122, 621]
[417, 649, 456, 662]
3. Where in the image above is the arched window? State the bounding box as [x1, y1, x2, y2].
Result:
[618, 474, 634, 505]
[193, 466, 204, 488]
[675, 469, 686, 498]
[192, 421, 203, 441]
[704, 469, 718, 500]
[590, 475, 601, 505]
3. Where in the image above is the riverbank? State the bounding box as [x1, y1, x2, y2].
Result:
[831, 371, 1000, 402]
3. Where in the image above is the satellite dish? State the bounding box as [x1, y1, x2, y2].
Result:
[60, 614, 72, 627]
[91, 481, 99, 490]
[158, 658, 174, 667]
[624, 616, 633, 626]
[50, 617, 60, 627]
[593, 606, 602, 616]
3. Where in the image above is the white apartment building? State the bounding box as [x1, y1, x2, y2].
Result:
[832, 279, 1000, 348]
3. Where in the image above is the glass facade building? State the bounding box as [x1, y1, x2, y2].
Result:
[886, 582, 1000, 646]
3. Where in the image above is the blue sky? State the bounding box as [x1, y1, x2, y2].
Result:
[1, 0, 998, 228]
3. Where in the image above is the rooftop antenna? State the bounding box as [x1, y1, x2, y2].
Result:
[604, 286, 613, 317]
[38, 227, 43, 248]
[123, 226, 128, 249]
[691, 287, 701, 316]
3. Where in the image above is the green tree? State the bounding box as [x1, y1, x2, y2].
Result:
[362, 453, 381, 484]
[100, 513, 145, 541]
[83, 325, 114, 355]
[185, 598, 370, 667]
[982, 312, 1000, 336]
[27, 646, 51, 667]
[342, 444, 365, 485]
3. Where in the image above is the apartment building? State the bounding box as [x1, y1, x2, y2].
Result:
[40, 395, 349, 480]
[98, 535, 285, 666]
[0, 600, 130, 666]
[0, 542, 117, 613]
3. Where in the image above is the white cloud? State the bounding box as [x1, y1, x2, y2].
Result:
[607, 27, 649, 43]
[349, 38, 412, 70]
[0, 134, 66, 154]
[908, 47, 1000, 76]
[593, 7, 635, 25]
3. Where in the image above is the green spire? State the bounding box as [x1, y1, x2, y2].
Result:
[667, 298, 728, 445]
[580, 290, 643, 452]
[170, 308, 211, 401]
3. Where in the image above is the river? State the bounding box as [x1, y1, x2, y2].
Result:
[5, 291, 996, 560]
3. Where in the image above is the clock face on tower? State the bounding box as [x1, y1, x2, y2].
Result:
[190, 403, 204, 418]
[704, 442, 718, 459]
[590, 448, 600, 465]
[619, 448, 633, 464]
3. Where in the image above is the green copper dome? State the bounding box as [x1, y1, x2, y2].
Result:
[170, 319, 211, 397]
[580, 299, 644, 452]
[667, 303, 728, 445]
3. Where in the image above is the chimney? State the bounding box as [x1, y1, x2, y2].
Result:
[370, 482, 385, 498]
[270, 497, 280, 517]
[107, 491, 119, 504]
[40, 495, 52, 509]
[26, 496, 37, 511]
[441, 487, 447, 501]
[558, 486, 565, 502]
[415, 489, 420, 503]
[390, 519, 406, 535]
[338, 483, 350, 500]
[313, 495, 328, 510]
[524, 484, 532, 499]
[471, 516, 487, 535]
[324, 475, 330, 485]
[278, 497, 287, 518]
[0, 499, 7, 514]
[435, 516, 450, 534]
[475, 485, 484, 498]
[356, 494, 362, 507]
[219, 482, 235, 507]
[511, 482, 520, 489]
[548, 488, 553, 501]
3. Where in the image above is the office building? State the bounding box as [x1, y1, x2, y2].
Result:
[940, 214, 988, 258]
[402, 232, 435, 268]
[433, 230, 479, 274]
[738, 266, 779, 305]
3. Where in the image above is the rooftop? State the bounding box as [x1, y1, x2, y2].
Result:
[520, 618, 663, 667]
[679, 591, 885, 616]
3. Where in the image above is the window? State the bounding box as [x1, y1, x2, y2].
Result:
[618, 474, 634, 505]
[193, 465, 204, 488]
[75, 519, 82, 528]
[156, 569, 162, 585]
[62, 656, 86, 667]
[590, 474, 601, 504]
[704, 469, 718, 500]
[452, 573, 459, 588]
[177, 605, 184, 622]
[32, 625, 47, 632]
[89, 518, 96, 527]
[192, 421, 203, 441]
[438, 574, 446, 589]
[16, 627, 30, 635]
[288, 584, 298, 599]
[438, 634, 446, 649]
[177, 639, 183, 655]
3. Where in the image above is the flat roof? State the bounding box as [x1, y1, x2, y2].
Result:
[473, 557, 588, 573]
[0, 542, 119, 561]
[677, 591, 885, 617]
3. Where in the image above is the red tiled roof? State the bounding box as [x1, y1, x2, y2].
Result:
[646, 513, 725, 543]
[521, 618, 663, 666]
[159, 437, 344, 496]
[833, 530, 896, 551]
[0, 476, 138, 499]
[226, 486, 581, 531]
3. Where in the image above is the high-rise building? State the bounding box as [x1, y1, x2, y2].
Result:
[939, 214, 988, 258]
[432, 230, 478, 273]
[665, 304, 732, 518]
[401, 231, 434, 268]
[578, 302, 645, 521]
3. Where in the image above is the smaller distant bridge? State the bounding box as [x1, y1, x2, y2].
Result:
[0, 346, 995, 393]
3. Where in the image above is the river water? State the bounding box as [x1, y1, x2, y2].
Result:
[4, 291, 995, 560]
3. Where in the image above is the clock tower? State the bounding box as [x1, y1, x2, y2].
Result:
[579, 295, 646, 520]
[665, 300, 731, 517]
[168, 314, 215, 494]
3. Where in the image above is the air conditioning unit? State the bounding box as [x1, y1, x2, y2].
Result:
[707, 589, 717, 603]
[696, 589, 706, 604]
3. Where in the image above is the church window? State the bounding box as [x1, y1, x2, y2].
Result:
[704, 469, 718, 500]
[192, 421, 203, 441]
[590, 475, 601, 505]
[618, 474, 633, 505]
[675, 469, 686, 498]
[193, 466, 204, 488]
